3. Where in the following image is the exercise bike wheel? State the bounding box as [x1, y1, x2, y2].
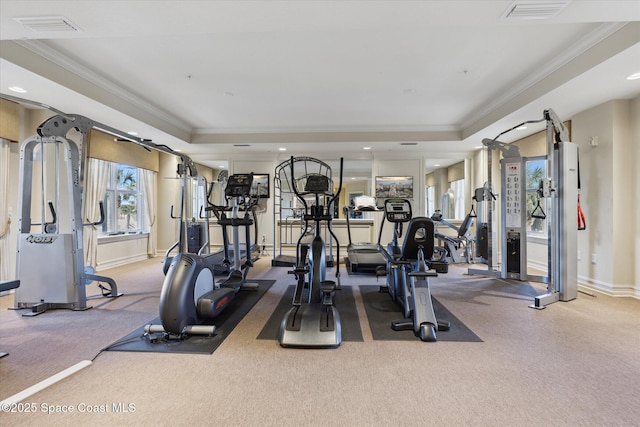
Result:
[419, 323, 437, 342]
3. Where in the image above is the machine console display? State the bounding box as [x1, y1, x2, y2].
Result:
[384, 198, 412, 223]
[225, 173, 254, 198]
[304, 174, 331, 194]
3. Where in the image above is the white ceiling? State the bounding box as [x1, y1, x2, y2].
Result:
[1, 1, 639, 174]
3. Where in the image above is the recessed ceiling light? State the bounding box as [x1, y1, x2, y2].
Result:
[517, 125, 527, 130]
[8, 86, 27, 93]
[475, 145, 483, 149]
[127, 131, 138, 136]
[279, 147, 287, 151]
[219, 165, 225, 168]
[627, 72, 640, 80]
[173, 148, 182, 152]
[434, 164, 440, 167]
[363, 147, 371, 150]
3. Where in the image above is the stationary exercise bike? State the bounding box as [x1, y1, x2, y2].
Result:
[278, 157, 343, 348]
[147, 173, 259, 339]
[379, 198, 450, 342]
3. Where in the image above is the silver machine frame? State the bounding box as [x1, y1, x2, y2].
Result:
[3, 93, 197, 315]
[468, 109, 579, 308]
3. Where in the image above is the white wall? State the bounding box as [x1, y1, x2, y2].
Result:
[97, 235, 149, 270]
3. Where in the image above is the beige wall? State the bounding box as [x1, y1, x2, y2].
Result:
[5, 97, 638, 297]
[0, 99, 19, 142]
[2, 107, 58, 279]
[88, 130, 159, 172]
[373, 158, 423, 246]
[156, 152, 181, 255]
[633, 96, 640, 294]
[572, 98, 638, 296]
[468, 98, 639, 297]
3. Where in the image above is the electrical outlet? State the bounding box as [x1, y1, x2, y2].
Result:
[591, 253, 597, 264]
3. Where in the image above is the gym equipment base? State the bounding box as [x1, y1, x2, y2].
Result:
[106, 280, 274, 354]
[278, 304, 341, 348]
[257, 285, 363, 343]
[359, 285, 483, 342]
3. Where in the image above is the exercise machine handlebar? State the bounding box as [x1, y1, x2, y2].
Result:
[44, 201, 57, 233]
[83, 201, 105, 226]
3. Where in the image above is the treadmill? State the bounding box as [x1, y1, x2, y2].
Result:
[343, 196, 387, 274]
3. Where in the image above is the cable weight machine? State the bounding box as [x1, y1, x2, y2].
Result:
[468, 109, 581, 308]
[2, 93, 197, 315]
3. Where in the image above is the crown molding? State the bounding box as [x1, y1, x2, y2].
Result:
[12, 39, 193, 136]
[461, 22, 629, 131]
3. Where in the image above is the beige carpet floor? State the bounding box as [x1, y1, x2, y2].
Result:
[1, 256, 639, 426]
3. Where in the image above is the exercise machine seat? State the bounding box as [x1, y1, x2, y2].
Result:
[457, 212, 473, 239]
[399, 217, 435, 262]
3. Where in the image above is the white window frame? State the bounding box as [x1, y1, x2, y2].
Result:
[525, 156, 548, 239]
[102, 163, 148, 235]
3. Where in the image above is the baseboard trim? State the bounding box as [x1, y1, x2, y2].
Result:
[578, 277, 639, 299]
[527, 262, 638, 299]
[96, 254, 149, 271]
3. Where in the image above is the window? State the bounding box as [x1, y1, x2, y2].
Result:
[425, 185, 435, 217]
[450, 178, 465, 220]
[525, 157, 547, 236]
[190, 176, 208, 220]
[102, 163, 148, 235]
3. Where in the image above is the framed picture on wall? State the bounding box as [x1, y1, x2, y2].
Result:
[252, 174, 270, 198]
[375, 176, 413, 199]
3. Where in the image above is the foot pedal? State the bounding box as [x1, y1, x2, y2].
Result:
[23, 302, 49, 317]
[285, 306, 304, 331]
[319, 306, 336, 332]
[437, 320, 450, 331]
[321, 280, 336, 294]
[391, 319, 413, 331]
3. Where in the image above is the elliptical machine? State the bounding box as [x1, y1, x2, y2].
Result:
[379, 198, 450, 342]
[147, 173, 259, 339]
[278, 157, 343, 348]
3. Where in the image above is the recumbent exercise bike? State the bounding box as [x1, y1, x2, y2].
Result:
[378, 198, 450, 342]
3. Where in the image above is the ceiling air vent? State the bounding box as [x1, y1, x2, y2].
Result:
[400, 142, 418, 146]
[502, 1, 571, 20]
[13, 16, 83, 33]
[233, 144, 251, 147]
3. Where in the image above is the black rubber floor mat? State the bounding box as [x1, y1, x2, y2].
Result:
[257, 285, 364, 342]
[359, 285, 482, 342]
[106, 280, 275, 354]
